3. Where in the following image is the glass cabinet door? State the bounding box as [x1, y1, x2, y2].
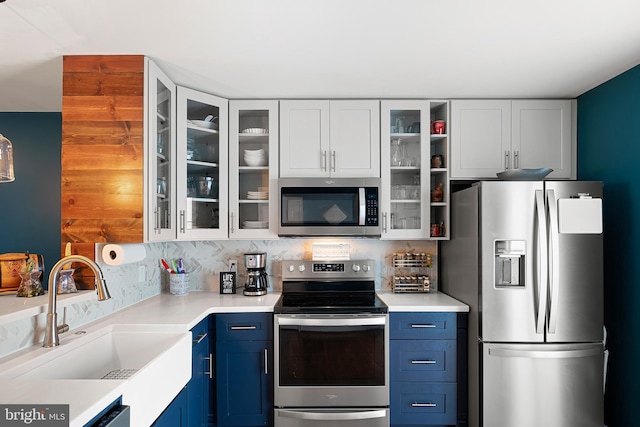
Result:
[176, 87, 228, 240]
[147, 59, 176, 242]
[381, 101, 431, 239]
[229, 100, 279, 239]
[381, 100, 450, 240]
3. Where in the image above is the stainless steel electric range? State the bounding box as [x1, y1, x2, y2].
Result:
[273, 259, 389, 427]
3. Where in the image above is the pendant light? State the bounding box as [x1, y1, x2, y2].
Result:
[0, 134, 15, 182]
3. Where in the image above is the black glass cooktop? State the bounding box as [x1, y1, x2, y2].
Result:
[274, 280, 388, 314]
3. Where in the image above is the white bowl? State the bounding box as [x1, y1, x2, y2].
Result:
[244, 157, 267, 167]
[244, 149, 265, 156]
[190, 120, 218, 130]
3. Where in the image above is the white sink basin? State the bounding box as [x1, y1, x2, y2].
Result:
[0, 324, 192, 426]
[9, 325, 187, 380]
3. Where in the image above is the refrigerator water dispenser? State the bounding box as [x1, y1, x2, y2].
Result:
[495, 240, 525, 287]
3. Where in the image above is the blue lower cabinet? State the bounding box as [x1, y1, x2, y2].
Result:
[188, 316, 213, 427]
[390, 312, 460, 427]
[152, 387, 188, 427]
[216, 313, 274, 427]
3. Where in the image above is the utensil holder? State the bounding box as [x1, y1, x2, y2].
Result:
[169, 273, 190, 296]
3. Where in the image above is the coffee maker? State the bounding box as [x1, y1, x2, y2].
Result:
[243, 252, 268, 296]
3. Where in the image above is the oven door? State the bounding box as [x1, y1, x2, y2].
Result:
[274, 314, 388, 408]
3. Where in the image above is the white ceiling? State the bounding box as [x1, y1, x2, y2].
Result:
[2, 0, 640, 112]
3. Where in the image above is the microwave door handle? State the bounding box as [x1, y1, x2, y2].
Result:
[359, 187, 366, 225]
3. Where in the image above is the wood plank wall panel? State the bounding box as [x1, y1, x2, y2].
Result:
[62, 55, 146, 287]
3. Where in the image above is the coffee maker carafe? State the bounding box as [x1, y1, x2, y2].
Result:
[243, 252, 268, 296]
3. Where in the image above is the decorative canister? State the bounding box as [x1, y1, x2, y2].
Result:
[432, 120, 446, 134]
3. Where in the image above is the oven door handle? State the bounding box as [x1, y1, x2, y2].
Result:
[278, 409, 388, 421]
[276, 316, 387, 327]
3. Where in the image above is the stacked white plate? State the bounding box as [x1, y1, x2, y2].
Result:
[243, 220, 268, 229]
[247, 191, 269, 200]
[243, 148, 266, 166]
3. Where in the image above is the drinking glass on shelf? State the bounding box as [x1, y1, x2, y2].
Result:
[391, 138, 405, 166]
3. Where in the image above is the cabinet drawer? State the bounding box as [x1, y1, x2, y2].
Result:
[390, 382, 457, 426]
[390, 339, 456, 382]
[216, 312, 273, 342]
[389, 312, 456, 340]
[191, 316, 211, 348]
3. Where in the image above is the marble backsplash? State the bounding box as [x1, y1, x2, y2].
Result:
[0, 239, 437, 358]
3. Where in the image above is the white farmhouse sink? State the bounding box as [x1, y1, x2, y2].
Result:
[0, 324, 192, 426]
[12, 326, 187, 380]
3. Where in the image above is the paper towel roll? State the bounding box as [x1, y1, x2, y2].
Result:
[100, 244, 146, 266]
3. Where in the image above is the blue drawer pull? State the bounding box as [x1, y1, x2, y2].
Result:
[231, 325, 257, 330]
[411, 359, 436, 364]
[411, 324, 436, 328]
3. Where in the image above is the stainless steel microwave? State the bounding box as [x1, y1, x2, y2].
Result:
[278, 177, 381, 237]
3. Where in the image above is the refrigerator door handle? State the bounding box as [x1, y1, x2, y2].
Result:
[488, 347, 602, 359]
[547, 189, 561, 334]
[535, 190, 548, 335]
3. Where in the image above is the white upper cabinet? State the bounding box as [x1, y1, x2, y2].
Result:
[228, 100, 279, 239]
[511, 100, 574, 179]
[450, 99, 575, 179]
[147, 59, 177, 242]
[176, 87, 229, 240]
[279, 100, 380, 178]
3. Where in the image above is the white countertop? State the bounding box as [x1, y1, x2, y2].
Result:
[0, 289, 467, 426]
[377, 290, 469, 312]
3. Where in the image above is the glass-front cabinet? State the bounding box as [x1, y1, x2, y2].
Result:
[147, 60, 177, 242]
[229, 100, 279, 238]
[381, 100, 450, 240]
[176, 87, 228, 240]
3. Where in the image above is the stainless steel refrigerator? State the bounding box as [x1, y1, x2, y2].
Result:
[441, 181, 604, 427]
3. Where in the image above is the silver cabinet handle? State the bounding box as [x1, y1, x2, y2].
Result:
[155, 207, 161, 232]
[514, 150, 519, 169]
[382, 212, 388, 233]
[321, 150, 327, 171]
[264, 348, 268, 375]
[411, 324, 436, 328]
[412, 402, 437, 407]
[230, 325, 257, 330]
[505, 150, 511, 169]
[411, 360, 436, 364]
[331, 150, 336, 172]
[229, 211, 235, 233]
[180, 210, 186, 233]
[193, 332, 207, 344]
[205, 354, 214, 379]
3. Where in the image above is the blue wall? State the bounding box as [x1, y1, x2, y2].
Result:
[578, 64, 640, 427]
[0, 113, 62, 284]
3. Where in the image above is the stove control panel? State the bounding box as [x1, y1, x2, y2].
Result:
[282, 260, 375, 280]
